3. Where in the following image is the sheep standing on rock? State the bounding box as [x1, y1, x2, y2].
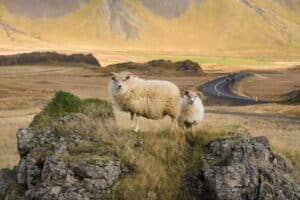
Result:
[179, 90, 205, 130]
[109, 71, 181, 132]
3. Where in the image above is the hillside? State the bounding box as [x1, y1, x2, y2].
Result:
[0, 91, 299, 199]
[1, 0, 300, 54]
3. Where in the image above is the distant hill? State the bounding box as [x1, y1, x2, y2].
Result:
[0, 51, 100, 67]
[1, 0, 300, 54]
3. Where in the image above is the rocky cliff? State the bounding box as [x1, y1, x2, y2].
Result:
[183, 135, 300, 200]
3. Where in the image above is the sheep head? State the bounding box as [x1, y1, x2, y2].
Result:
[183, 90, 201, 105]
[109, 71, 135, 95]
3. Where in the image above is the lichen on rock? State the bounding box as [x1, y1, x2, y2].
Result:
[183, 135, 300, 200]
[1, 91, 128, 200]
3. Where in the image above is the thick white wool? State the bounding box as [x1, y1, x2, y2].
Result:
[179, 93, 205, 127]
[109, 75, 181, 120]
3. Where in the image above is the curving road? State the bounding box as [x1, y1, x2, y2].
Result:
[201, 72, 270, 104]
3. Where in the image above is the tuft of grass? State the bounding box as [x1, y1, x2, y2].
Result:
[28, 91, 118, 165]
[42, 91, 82, 117]
[30, 91, 114, 133]
[80, 98, 115, 119]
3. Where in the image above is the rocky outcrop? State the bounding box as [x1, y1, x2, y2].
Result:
[0, 168, 17, 198]
[12, 124, 127, 199]
[0, 52, 101, 67]
[0, 92, 131, 199]
[183, 135, 300, 200]
[104, 59, 204, 76]
[175, 60, 204, 74]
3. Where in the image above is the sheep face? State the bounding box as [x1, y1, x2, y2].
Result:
[109, 71, 133, 95]
[182, 91, 199, 105]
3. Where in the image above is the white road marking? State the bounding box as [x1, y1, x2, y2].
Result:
[214, 79, 226, 96]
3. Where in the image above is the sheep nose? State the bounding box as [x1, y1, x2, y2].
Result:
[117, 85, 122, 89]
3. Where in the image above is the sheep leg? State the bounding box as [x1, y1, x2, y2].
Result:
[130, 113, 139, 133]
[170, 118, 178, 133]
[133, 118, 139, 133]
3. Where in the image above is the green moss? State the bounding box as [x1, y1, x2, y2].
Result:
[39, 91, 113, 119]
[43, 91, 82, 117]
[31, 91, 114, 131]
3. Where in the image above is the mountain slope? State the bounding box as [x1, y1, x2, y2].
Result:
[0, 0, 300, 54]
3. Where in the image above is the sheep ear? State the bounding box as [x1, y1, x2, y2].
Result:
[125, 74, 132, 80]
[109, 72, 117, 80]
[109, 72, 117, 77]
[125, 72, 133, 80]
[197, 91, 205, 99]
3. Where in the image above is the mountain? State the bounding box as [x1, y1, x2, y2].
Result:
[1, 0, 300, 54]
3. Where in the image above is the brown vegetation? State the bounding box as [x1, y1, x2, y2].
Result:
[0, 52, 100, 67]
[0, 60, 299, 185]
[281, 89, 300, 105]
[103, 59, 204, 76]
[232, 69, 300, 102]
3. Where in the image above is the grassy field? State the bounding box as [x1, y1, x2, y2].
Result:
[0, 61, 299, 195]
[3, 91, 299, 199]
[232, 69, 300, 104]
[117, 50, 300, 71]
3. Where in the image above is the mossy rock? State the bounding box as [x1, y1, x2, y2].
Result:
[30, 91, 114, 131]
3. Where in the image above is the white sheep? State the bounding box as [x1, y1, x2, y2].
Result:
[178, 90, 205, 130]
[108, 71, 181, 132]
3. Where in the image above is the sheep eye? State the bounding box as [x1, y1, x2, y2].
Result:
[124, 76, 131, 81]
[112, 76, 117, 81]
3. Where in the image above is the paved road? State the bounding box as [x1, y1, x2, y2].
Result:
[201, 72, 270, 104]
[200, 72, 300, 122]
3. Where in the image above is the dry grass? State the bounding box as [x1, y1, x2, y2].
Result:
[232, 70, 300, 102]
[0, 89, 299, 199]
[111, 125, 229, 200]
[22, 91, 229, 199]
[109, 104, 300, 198]
[0, 113, 34, 168]
[207, 104, 300, 116]
[0, 60, 299, 199]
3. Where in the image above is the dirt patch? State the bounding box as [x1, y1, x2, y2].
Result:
[102, 59, 204, 76]
[231, 70, 300, 101]
[0, 52, 100, 67]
